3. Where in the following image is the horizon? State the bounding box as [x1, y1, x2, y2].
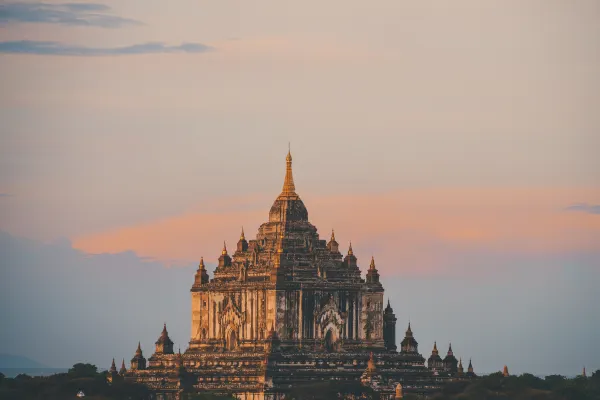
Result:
[1, 0, 599, 380]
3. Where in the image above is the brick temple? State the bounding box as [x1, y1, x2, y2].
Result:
[109, 150, 476, 399]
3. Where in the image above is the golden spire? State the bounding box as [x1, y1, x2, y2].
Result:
[369, 256, 376, 270]
[348, 241, 353, 255]
[395, 383, 403, 399]
[281, 147, 296, 195]
[222, 241, 228, 255]
[240, 226, 245, 241]
[433, 341, 438, 353]
[198, 256, 205, 270]
[330, 229, 336, 242]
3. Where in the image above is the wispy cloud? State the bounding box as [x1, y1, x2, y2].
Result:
[0, 2, 141, 28]
[565, 203, 600, 215]
[0, 40, 214, 56]
[0, 193, 11, 197]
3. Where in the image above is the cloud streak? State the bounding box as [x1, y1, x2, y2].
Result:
[0, 2, 141, 28]
[565, 203, 600, 215]
[72, 187, 600, 275]
[0, 40, 213, 56]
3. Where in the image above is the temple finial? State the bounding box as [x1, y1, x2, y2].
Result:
[331, 229, 336, 242]
[433, 341, 438, 352]
[369, 256, 376, 270]
[281, 148, 296, 195]
[348, 241, 353, 255]
[240, 226, 245, 241]
[222, 241, 228, 255]
[199, 257, 205, 270]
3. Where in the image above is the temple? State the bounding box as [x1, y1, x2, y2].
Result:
[116, 150, 476, 399]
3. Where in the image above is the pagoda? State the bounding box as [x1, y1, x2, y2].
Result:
[117, 150, 475, 399]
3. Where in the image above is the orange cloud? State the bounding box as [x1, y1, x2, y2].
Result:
[73, 187, 600, 275]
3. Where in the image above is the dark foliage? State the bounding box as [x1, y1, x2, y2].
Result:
[0, 363, 150, 400]
[431, 370, 600, 400]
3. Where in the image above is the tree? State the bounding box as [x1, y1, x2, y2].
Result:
[68, 363, 99, 378]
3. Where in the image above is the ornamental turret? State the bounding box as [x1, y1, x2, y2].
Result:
[400, 322, 418, 353]
[428, 342, 443, 370]
[218, 242, 232, 267]
[109, 358, 117, 374]
[466, 359, 476, 377]
[383, 300, 397, 351]
[344, 242, 357, 268]
[443, 343, 458, 373]
[366, 256, 380, 284]
[119, 359, 127, 375]
[107, 358, 119, 383]
[194, 257, 209, 286]
[130, 342, 146, 370]
[175, 348, 183, 368]
[458, 358, 464, 376]
[155, 323, 174, 354]
[237, 227, 248, 252]
[327, 229, 339, 253]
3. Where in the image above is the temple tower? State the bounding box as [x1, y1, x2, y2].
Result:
[155, 323, 174, 354]
[194, 257, 209, 286]
[400, 323, 418, 353]
[383, 300, 397, 352]
[443, 343, 458, 373]
[366, 256, 380, 284]
[428, 342, 443, 371]
[130, 342, 146, 370]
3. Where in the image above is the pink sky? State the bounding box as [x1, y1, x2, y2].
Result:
[72, 184, 600, 275]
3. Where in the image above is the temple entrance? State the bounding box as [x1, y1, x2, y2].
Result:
[325, 329, 336, 352]
[226, 330, 237, 351]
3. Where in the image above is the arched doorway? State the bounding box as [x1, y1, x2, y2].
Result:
[325, 329, 336, 352]
[226, 329, 237, 351]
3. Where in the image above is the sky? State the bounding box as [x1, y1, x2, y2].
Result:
[1, 0, 599, 375]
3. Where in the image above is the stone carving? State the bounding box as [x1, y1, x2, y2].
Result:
[117, 151, 475, 400]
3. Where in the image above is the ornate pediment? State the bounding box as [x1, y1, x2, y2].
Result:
[317, 296, 345, 335]
[220, 296, 245, 327]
